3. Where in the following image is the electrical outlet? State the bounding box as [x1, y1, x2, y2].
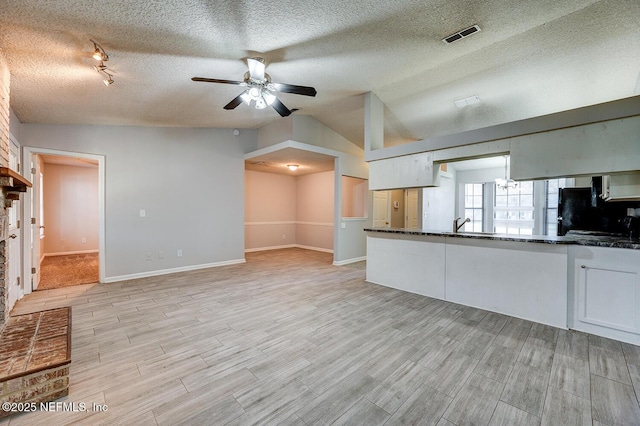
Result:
[61, 239, 66, 245]
[145, 252, 152, 261]
[81, 238, 87, 243]
[177, 249, 183, 257]
[282, 234, 286, 240]
[158, 251, 165, 259]
[140, 209, 146, 217]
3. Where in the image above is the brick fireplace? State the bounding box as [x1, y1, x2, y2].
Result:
[0, 54, 12, 329]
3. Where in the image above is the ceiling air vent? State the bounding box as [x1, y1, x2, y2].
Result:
[442, 25, 481, 44]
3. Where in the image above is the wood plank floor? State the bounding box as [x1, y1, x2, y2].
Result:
[3, 248, 640, 425]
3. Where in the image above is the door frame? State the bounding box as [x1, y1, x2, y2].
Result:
[21, 147, 106, 294]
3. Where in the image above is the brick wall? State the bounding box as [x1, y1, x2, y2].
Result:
[0, 54, 11, 327]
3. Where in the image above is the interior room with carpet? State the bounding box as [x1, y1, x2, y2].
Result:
[1, 1, 640, 425]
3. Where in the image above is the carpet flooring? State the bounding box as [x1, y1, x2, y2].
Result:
[38, 253, 99, 290]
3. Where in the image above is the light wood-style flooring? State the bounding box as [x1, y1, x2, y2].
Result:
[4, 248, 640, 425]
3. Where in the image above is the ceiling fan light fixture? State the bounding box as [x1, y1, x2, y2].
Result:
[255, 97, 267, 109]
[240, 92, 251, 105]
[287, 164, 299, 171]
[262, 90, 276, 106]
[248, 87, 261, 100]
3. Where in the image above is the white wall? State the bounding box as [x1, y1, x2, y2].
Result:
[20, 124, 257, 281]
[43, 163, 99, 255]
[423, 170, 456, 231]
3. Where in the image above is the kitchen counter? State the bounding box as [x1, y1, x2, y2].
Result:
[363, 227, 640, 250]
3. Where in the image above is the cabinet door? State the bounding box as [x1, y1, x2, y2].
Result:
[577, 264, 639, 333]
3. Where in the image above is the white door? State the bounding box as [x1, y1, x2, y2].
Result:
[405, 189, 420, 229]
[7, 137, 22, 312]
[373, 191, 390, 228]
[29, 154, 42, 290]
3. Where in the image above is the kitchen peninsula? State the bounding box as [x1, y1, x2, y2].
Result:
[365, 228, 640, 344]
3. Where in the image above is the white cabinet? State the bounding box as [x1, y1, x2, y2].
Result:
[602, 173, 640, 202]
[569, 246, 640, 345]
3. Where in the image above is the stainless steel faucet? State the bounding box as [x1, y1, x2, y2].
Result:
[453, 217, 471, 232]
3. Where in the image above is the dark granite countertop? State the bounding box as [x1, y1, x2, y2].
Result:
[364, 228, 640, 250]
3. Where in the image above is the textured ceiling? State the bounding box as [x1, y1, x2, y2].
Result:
[245, 147, 336, 176]
[1, 0, 639, 148]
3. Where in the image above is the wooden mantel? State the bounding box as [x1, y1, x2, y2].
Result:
[0, 167, 32, 207]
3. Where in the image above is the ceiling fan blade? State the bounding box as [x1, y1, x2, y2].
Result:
[271, 97, 292, 117]
[191, 77, 245, 85]
[224, 91, 248, 110]
[247, 58, 265, 81]
[271, 82, 317, 97]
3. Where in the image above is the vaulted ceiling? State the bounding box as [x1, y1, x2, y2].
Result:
[1, 0, 638, 148]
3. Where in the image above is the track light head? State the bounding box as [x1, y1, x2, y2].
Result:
[90, 39, 109, 62]
[93, 62, 107, 72]
[102, 72, 114, 86]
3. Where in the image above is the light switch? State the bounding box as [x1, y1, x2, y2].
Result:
[341, 222, 346, 229]
[140, 209, 146, 217]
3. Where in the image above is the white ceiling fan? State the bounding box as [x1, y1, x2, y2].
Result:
[192, 57, 317, 117]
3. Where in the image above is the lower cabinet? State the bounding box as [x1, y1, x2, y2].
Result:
[569, 245, 640, 345]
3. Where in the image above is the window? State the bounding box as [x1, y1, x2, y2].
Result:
[493, 181, 534, 235]
[463, 183, 483, 232]
[544, 178, 566, 236]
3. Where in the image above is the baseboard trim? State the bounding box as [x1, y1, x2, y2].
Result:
[295, 244, 333, 254]
[44, 250, 99, 257]
[245, 244, 334, 254]
[333, 256, 366, 266]
[244, 244, 297, 253]
[104, 259, 246, 283]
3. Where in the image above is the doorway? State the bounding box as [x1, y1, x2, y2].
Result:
[22, 148, 106, 295]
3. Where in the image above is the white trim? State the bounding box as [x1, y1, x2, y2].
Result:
[244, 221, 296, 226]
[244, 221, 333, 227]
[245, 244, 333, 254]
[333, 256, 367, 266]
[245, 244, 297, 253]
[104, 259, 246, 283]
[295, 244, 333, 253]
[22, 147, 106, 293]
[296, 222, 333, 227]
[44, 250, 99, 257]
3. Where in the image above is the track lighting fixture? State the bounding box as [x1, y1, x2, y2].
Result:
[102, 72, 114, 86]
[91, 39, 109, 62]
[89, 39, 114, 86]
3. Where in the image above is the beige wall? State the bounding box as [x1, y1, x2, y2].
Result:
[341, 176, 367, 218]
[245, 170, 334, 252]
[43, 163, 99, 255]
[296, 171, 334, 251]
[244, 170, 297, 250]
[389, 189, 405, 228]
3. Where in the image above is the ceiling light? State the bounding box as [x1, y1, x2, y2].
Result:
[90, 39, 109, 62]
[262, 90, 276, 106]
[93, 62, 107, 72]
[240, 91, 251, 105]
[248, 87, 261, 100]
[255, 97, 267, 109]
[287, 164, 299, 171]
[102, 72, 114, 86]
[495, 156, 517, 190]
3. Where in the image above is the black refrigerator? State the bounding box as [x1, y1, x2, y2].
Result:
[557, 186, 627, 236]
